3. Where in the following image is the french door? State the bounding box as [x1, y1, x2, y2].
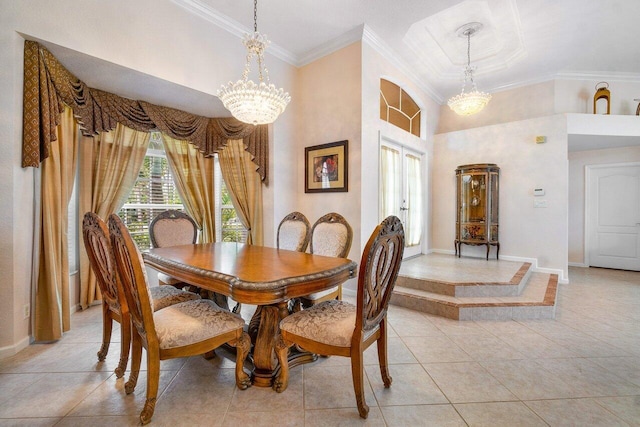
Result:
[379, 136, 424, 258]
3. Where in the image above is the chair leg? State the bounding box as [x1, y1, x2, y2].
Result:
[350, 346, 369, 419]
[233, 331, 252, 390]
[125, 332, 142, 395]
[273, 334, 293, 392]
[377, 320, 392, 388]
[115, 312, 131, 378]
[141, 347, 160, 425]
[97, 304, 112, 361]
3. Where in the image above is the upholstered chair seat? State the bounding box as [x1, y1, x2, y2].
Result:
[153, 299, 247, 350]
[150, 285, 201, 311]
[274, 216, 405, 419]
[279, 299, 358, 347]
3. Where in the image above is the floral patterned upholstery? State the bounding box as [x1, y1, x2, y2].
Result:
[150, 285, 200, 311]
[151, 218, 197, 248]
[153, 299, 246, 350]
[312, 222, 349, 257]
[279, 299, 360, 347]
[278, 221, 309, 251]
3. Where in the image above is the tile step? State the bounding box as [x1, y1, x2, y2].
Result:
[390, 272, 558, 321]
[396, 262, 533, 297]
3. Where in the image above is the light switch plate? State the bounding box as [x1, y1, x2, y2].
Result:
[534, 200, 547, 208]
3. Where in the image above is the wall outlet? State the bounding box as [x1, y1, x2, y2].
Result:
[534, 199, 547, 208]
[23, 304, 30, 319]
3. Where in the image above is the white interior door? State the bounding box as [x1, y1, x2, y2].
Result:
[380, 137, 424, 258]
[587, 163, 640, 271]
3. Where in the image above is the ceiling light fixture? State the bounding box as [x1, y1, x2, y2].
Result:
[447, 22, 491, 116]
[217, 0, 290, 125]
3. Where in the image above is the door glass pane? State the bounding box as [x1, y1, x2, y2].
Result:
[405, 153, 422, 246]
[490, 173, 499, 224]
[380, 146, 401, 220]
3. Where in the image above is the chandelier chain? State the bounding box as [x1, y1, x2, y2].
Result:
[467, 31, 471, 68]
[253, 0, 258, 32]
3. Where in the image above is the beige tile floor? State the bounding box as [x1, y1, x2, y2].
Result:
[1, 266, 639, 426]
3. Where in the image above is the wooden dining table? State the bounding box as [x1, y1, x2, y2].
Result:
[142, 242, 357, 387]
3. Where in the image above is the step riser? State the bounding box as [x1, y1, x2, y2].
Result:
[390, 292, 459, 319]
[390, 272, 559, 321]
[391, 290, 557, 320]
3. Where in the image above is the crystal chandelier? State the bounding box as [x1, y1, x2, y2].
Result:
[447, 22, 491, 116]
[217, 0, 291, 125]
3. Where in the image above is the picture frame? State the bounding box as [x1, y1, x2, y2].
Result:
[305, 140, 348, 193]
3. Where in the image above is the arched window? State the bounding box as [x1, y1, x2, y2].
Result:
[379, 79, 421, 137]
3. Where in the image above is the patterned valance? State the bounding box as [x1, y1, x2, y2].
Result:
[22, 41, 268, 182]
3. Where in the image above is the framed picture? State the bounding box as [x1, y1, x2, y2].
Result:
[305, 140, 348, 193]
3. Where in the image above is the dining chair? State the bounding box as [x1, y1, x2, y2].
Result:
[300, 212, 353, 306]
[82, 212, 201, 378]
[277, 211, 310, 252]
[108, 214, 251, 425]
[273, 215, 404, 419]
[149, 209, 198, 289]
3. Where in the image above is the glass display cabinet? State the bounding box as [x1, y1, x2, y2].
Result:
[455, 163, 500, 259]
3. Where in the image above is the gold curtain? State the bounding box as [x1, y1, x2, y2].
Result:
[162, 135, 216, 243]
[218, 140, 263, 245]
[21, 41, 269, 183]
[34, 106, 78, 341]
[78, 125, 150, 309]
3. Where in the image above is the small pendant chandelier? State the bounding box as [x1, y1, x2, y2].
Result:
[447, 22, 491, 116]
[217, 0, 291, 125]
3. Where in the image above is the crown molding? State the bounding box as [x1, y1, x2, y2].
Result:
[297, 26, 364, 67]
[555, 70, 640, 83]
[362, 25, 444, 104]
[170, 0, 297, 65]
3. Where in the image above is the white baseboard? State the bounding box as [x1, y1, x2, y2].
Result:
[0, 335, 31, 360]
[568, 262, 588, 268]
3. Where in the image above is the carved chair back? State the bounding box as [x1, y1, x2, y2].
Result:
[149, 209, 198, 248]
[355, 215, 404, 337]
[277, 211, 310, 252]
[82, 212, 125, 314]
[109, 214, 157, 349]
[310, 212, 353, 258]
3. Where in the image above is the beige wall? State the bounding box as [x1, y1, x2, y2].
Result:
[294, 42, 363, 261]
[433, 115, 569, 281]
[556, 79, 640, 115]
[438, 81, 556, 134]
[568, 146, 640, 265]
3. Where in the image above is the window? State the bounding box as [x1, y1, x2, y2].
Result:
[118, 133, 248, 249]
[118, 132, 184, 251]
[380, 79, 421, 137]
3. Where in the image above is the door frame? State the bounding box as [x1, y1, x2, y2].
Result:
[584, 161, 640, 268]
[378, 132, 427, 258]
